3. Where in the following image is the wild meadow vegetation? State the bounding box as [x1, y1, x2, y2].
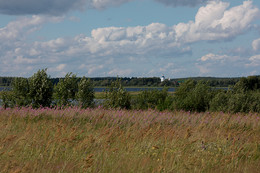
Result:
[0, 69, 260, 172]
[0, 107, 260, 172]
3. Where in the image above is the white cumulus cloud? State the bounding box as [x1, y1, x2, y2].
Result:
[247, 54, 260, 66]
[0, 1, 260, 77]
[197, 53, 260, 76]
[200, 53, 230, 62]
[174, 1, 260, 43]
[252, 38, 260, 51]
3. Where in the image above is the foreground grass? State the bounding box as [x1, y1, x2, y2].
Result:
[0, 107, 259, 172]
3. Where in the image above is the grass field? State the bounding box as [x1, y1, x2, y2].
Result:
[0, 107, 259, 172]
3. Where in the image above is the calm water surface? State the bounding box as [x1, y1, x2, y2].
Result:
[0, 87, 176, 92]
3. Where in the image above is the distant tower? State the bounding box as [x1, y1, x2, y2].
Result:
[161, 75, 165, 82]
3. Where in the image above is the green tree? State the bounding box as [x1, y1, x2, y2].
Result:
[134, 87, 172, 111]
[227, 92, 252, 113]
[209, 76, 260, 113]
[224, 76, 260, 113]
[29, 69, 53, 108]
[77, 77, 94, 108]
[104, 79, 131, 109]
[209, 90, 230, 112]
[12, 77, 30, 107]
[54, 72, 78, 106]
[249, 91, 260, 113]
[173, 80, 212, 112]
[0, 91, 15, 109]
[173, 79, 196, 111]
[234, 76, 260, 92]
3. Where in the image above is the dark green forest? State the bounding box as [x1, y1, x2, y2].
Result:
[0, 76, 242, 87]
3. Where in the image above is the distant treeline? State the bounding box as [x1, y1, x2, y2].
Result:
[1, 69, 260, 113]
[0, 76, 243, 87]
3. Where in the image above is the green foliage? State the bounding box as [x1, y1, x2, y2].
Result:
[227, 76, 260, 113]
[29, 69, 53, 108]
[233, 76, 260, 92]
[104, 79, 131, 109]
[54, 72, 78, 106]
[226, 92, 251, 113]
[1, 72, 260, 113]
[4, 69, 53, 108]
[3, 69, 54, 108]
[225, 91, 260, 113]
[209, 90, 230, 112]
[0, 76, 252, 88]
[210, 76, 260, 113]
[12, 77, 30, 107]
[0, 77, 14, 86]
[173, 79, 197, 111]
[77, 77, 95, 108]
[249, 91, 260, 113]
[173, 80, 212, 112]
[0, 91, 15, 108]
[133, 87, 173, 111]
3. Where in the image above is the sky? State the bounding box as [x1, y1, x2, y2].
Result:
[0, 0, 260, 78]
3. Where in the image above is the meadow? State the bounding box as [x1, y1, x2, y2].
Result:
[0, 106, 259, 172]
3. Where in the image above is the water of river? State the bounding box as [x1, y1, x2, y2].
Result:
[0, 87, 176, 92]
[0, 87, 229, 92]
[94, 87, 176, 92]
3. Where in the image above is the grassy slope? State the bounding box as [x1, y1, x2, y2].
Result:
[0, 107, 259, 172]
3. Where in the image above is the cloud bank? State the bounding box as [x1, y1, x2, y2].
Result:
[252, 38, 260, 51]
[197, 53, 260, 77]
[175, 1, 260, 43]
[0, 1, 259, 77]
[0, 0, 210, 15]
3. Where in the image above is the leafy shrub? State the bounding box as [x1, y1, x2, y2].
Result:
[77, 77, 94, 108]
[249, 91, 260, 113]
[209, 90, 230, 112]
[173, 80, 212, 112]
[227, 92, 252, 113]
[224, 76, 260, 113]
[133, 87, 173, 111]
[0, 91, 15, 108]
[104, 79, 131, 109]
[12, 77, 30, 107]
[226, 91, 260, 113]
[54, 72, 78, 106]
[156, 95, 174, 111]
[29, 69, 53, 108]
[3, 69, 53, 108]
[233, 76, 260, 92]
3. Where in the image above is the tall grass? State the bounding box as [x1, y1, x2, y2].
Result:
[0, 107, 259, 172]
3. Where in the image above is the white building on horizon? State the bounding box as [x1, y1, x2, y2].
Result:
[161, 75, 165, 82]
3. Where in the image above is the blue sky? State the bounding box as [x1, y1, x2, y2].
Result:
[0, 0, 260, 78]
